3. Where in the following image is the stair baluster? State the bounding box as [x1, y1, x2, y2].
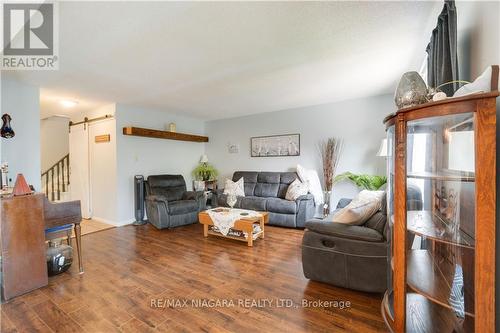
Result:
[61, 161, 65, 192]
[51, 169, 55, 201]
[45, 172, 49, 197]
[41, 154, 70, 202]
[56, 163, 60, 201]
[66, 155, 70, 185]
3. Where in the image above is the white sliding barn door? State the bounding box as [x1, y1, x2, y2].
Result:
[69, 123, 92, 219]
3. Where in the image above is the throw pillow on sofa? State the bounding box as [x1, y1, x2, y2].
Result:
[296, 164, 323, 205]
[285, 179, 308, 201]
[223, 177, 245, 197]
[332, 190, 385, 225]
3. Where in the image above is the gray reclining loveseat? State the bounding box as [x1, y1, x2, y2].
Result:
[213, 171, 315, 228]
[302, 186, 422, 293]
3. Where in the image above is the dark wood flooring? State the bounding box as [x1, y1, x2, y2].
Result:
[1, 223, 386, 332]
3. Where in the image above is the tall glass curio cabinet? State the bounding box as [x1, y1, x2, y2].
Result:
[381, 67, 498, 333]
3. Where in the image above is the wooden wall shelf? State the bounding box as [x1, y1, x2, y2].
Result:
[122, 127, 208, 143]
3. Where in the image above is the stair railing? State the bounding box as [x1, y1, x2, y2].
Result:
[41, 154, 70, 201]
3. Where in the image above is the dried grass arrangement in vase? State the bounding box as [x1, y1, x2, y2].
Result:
[319, 137, 343, 216]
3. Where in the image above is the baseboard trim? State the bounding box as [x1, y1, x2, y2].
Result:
[116, 218, 135, 227]
[91, 216, 134, 227]
[90, 216, 116, 225]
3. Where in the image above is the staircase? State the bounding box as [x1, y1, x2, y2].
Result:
[41, 154, 70, 202]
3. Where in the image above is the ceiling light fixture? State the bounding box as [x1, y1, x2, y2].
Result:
[59, 100, 78, 108]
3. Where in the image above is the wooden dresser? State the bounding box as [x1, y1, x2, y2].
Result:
[1, 193, 48, 300]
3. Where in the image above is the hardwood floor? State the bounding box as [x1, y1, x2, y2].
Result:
[1, 223, 386, 333]
[70, 219, 115, 238]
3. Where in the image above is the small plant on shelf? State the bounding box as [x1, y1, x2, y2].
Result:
[334, 172, 387, 190]
[192, 163, 218, 181]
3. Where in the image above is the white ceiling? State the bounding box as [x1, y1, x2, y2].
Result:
[7, 1, 442, 120]
[39, 88, 106, 119]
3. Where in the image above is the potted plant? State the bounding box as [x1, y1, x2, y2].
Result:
[333, 172, 387, 190]
[192, 155, 218, 190]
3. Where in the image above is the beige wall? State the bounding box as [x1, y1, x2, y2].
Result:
[115, 104, 206, 224]
[40, 116, 69, 172]
[456, 1, 500, 80]
[1, 77, 41, 190]
[206, 94, 392, 208]
[454, 0, 500, 325]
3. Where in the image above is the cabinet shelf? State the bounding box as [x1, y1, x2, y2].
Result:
[406, 293, 473, 333]
[407, 211, 475, 249]
[407, 172, 475, 182]
[382, 292, 473, 333]
[407, 250, 474, 318]
[122, 127, 208, 142]
[381, 292, 394, 330]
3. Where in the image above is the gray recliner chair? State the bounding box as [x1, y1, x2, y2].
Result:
[302, 186, 422, 293]
[145, 175, 205, 229]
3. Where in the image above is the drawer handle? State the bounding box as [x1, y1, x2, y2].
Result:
[322, 240, 335, 248]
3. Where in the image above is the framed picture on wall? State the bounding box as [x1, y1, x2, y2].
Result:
[251, 134, 300, 157]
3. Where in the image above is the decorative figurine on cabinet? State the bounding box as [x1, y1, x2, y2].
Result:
[1, 114, 15, 138]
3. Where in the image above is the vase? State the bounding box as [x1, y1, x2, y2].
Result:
[394, 71, 428, 109]
[323, 190, 331, 217]
[194, 180, 205, 191]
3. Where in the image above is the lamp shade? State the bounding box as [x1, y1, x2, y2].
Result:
[376, 139, 388, 157]
[200, 154, 208, 163]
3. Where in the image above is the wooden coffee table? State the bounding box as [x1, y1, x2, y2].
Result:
[198, 209, 269, 247]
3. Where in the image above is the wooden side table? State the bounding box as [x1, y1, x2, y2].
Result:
[204, 180, 217, 192]
[205, 180, 217, 208]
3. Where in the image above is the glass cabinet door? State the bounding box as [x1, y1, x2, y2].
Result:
[385, 125, 395, 322]
[405, 113, 475, 332]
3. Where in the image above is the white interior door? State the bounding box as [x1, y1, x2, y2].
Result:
[69, 123, 92, 219]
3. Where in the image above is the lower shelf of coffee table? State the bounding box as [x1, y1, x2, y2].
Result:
[207, 230, 263, 242]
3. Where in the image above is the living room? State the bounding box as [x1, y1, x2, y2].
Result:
[1, 1, 499, 332]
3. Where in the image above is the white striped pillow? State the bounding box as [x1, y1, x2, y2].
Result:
[285, 179, 308, 201]
[223, 177, 245, 197]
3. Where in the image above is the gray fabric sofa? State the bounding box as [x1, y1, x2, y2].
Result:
[145, 175, 205, 229]
[212, 171, 315, 228]
[302, 186, 422, 293]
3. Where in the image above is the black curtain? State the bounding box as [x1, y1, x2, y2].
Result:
[426, 0, 459, 96]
